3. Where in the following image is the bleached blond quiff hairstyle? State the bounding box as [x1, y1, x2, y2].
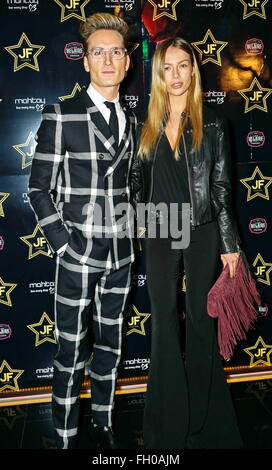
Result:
[79, 12, 129, 51]
[138, 37, 203, 159]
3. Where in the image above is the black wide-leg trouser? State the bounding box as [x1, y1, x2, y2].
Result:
[52, 250, 131, 449]
[143, 220, 242, 449]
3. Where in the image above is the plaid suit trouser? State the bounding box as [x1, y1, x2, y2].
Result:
[51, 249, 132, 449]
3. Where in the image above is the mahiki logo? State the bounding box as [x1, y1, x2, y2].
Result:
[22, 193, 29, 204]
[245, 38, 264, 55]
[0, 236, 4, 251]
[14, 97, 45, 111]
[203, 90, 226, 104]
[6, 0, 39, 11]
[249, 218, 267, 234]
[0, 325, 12, 340]
[132, 274, 147, 287]
[247, 131, 265, 148]
[258, 304, 268, 317]
[194, 0, 224, 9]
[122, 94, 139, 109]
[64, 42, 84, 60]
[35, 366, 54, 379]
[123, 357, 150, 371]
[104, 0, 134, 10]
[29, 281, 55, 294]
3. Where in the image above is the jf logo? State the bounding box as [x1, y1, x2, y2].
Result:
[5, 33, 45, 72]
[13, 131, 37, 169]
[59, 83, 82, 101]
[20, 224, 53, 259]
[244, 336, 272, 367]
[239, 0, 268, 20]
[0, 361, 24, 392]
[0, 406, 26, 430]
[238, 78, 272, 113]
[0, 278, 17, 307]
[0, 193, 9, 217]
[54, 0, 91, 22]
[147, 0, 181, 21]
[246, 380, 272, 401]
[252, 254, 272, 286]
[240, 166, 272, 201]
[126, 305, 151, 336]
[27, 312, 57, 347]
[192, 30, 227, 66]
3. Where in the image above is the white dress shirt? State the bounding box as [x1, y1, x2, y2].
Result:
[86, 83, 126, 144]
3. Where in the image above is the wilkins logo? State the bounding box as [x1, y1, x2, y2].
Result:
[249, 218, 267, 234]
[0, 325, 12, 341]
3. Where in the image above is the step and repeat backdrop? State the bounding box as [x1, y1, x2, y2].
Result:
[0, 0, 272, 397]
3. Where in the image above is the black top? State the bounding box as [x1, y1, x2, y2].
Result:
[151, 133, 190, 207]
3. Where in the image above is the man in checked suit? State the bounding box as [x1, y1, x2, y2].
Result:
[28, 13, 136, 449]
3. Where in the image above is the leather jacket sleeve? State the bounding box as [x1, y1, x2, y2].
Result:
[130, 123, 144, 208]
[211, 117, 240, 254]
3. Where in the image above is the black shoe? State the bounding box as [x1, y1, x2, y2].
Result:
[92, 424, 118, 449]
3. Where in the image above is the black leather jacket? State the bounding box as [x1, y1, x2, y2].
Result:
[130, 106, 240, 254]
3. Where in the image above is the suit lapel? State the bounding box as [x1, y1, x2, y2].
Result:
[109, 106, 134, 170]
[75, 88, 134, 164]
[77, 88, 116, 158]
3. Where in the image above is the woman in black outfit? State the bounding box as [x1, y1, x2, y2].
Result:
[131, 37, 242, 449]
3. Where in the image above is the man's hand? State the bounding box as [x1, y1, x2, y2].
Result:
[220, 252, 240, 278]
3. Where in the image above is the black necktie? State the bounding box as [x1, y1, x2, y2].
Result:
[104, 101, 119, 148]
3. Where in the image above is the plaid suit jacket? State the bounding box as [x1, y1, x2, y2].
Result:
[28, 88, 137, 269]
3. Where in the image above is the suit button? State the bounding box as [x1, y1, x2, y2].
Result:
[98, 154, 104, 159]
[122, 192, 126, 197]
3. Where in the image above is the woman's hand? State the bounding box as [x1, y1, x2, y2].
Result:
[220, 252, 240, 278]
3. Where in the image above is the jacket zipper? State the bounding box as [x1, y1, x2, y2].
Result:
[182, 133, 196, 230]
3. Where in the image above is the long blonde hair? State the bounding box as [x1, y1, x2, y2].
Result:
[138, 37, 203, 159]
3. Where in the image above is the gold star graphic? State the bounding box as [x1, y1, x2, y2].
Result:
[27, 312, 56, 347]
[238, 77, 272, 113]
[181, 274, 186, 292]
[137, 227, 146, 240]
[0, 361, 24, 392]
[0, 193, 10, 217]
[42, 437, 58, 449]
[147, 0, 181, 21]
[128, 42, 140, 68]
[192, 29, 228, 66]
[244, 336, 272, 367]
[58, 82, 82, 102]
[240, 166, 272, 201]
[239, 0, 268, 19]
[12, 131, 36, 169]
[246, 380, 272, 402]
[4, 32, 45, 72]
[0, 406, 26, 430]
[20, 224, 52, 259]
[54, 0, 91, 22]
[252, 253, 272, 286]
[126, 305, 151, 336]
[0, 278, 17, 308]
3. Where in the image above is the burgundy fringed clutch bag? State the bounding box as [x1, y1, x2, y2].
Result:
[207, 251, 261, 361]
